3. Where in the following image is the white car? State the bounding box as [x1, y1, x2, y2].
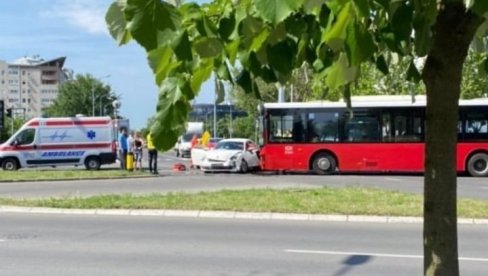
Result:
[200, 138, 260, 173]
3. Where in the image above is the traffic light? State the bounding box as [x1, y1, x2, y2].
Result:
[6, 108, 12, 118]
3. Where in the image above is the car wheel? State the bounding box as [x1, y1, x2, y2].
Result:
[85, 157, 101, 170]
[312, 153, 336, 175]
[240, 160, 249, 173]
[467, 153, 488, 177]
[2, 158, 19, 171]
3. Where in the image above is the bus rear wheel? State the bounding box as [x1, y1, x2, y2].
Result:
[467, 153, 488, 177]
[312, 153, 336, 175]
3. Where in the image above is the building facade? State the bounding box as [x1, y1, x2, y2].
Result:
[0, 56, 69, 118]
[189, 103, 247, 122]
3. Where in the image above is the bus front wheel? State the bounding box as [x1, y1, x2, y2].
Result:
[467, 153, 488, 177]
[312, 153, 336, 175]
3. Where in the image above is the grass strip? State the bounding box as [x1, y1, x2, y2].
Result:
[1, 187, 487, 218]
[0, 169, 149, 181]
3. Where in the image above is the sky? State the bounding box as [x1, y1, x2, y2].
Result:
[0, 0, 212, 129]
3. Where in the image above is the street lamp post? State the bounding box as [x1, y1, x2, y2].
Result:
[227, 100, 233, 138]
[92, 75, 110, 116]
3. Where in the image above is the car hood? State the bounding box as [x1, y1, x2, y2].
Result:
[205, 149, 241, 161]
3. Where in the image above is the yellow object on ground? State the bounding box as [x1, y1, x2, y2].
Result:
[126, 152, 134, 171]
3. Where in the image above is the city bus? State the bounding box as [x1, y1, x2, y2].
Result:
[258, 96, 488, 177]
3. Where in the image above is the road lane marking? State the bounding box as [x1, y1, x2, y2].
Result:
[0, 239, 6, 242]
[383, 177, 402, 182]
[284, 249, 488, 262]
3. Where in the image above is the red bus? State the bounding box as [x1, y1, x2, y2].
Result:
[258, 96, 488, 177]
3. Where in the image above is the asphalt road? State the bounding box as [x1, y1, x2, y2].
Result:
[1, 213, 487, 276]
[0, 152, 487, 199]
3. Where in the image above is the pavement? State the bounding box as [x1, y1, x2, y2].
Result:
[1, 205, 487, 225]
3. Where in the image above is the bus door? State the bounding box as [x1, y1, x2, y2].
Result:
[267, 111, 309, 170]
[377, 108, 424, 172]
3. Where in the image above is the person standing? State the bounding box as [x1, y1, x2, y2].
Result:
[126, 131, 135, 171]
[118, 127, 128, 170]
[134, 132, 144, 171]
[146, 132, 158, 175]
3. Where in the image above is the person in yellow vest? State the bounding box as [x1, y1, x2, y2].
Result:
[146, 132, 158, 175]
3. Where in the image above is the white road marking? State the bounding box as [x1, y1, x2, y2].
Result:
[0, 239, 6, 242]
[284, 249, 488, 262]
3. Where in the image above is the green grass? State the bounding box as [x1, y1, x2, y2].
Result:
[1, 187, 487, 218]
[0, 168, 150, 181]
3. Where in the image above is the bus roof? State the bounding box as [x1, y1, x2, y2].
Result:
[263, 95, 488, 109]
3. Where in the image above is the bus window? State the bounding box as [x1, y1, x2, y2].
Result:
[308, 111, 339, 142]
[344, 111, 380, 142]
[269, 114, 294, 142]
[464, 112, 488, 140]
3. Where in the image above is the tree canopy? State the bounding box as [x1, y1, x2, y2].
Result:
[44, 74, 119, 118]
[107, 1, 488, 275]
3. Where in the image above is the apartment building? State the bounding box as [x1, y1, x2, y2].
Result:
[0, 56, 70, 118]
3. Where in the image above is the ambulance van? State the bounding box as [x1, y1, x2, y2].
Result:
[0, 116, 117, 170]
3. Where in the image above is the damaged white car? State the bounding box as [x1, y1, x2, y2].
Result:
[200, 138, 260, 173]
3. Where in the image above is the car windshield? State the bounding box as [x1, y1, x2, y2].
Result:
[215, 141, 243, 150]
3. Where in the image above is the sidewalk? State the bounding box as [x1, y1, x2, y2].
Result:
[1, 205, 487, 225]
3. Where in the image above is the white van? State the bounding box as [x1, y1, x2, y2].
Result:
[0, 116, 117, 171]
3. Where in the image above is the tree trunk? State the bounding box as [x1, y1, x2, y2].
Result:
[421, 3, 482, 276]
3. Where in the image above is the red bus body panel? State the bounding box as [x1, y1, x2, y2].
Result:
[260, 143, 488, 173]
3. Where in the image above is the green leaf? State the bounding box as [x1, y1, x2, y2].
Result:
[253, 0, 304, 26]
[250, 29, 270, 52]
[345, 21, 376, 66]
[172, 31, 193, 61]
[191, 59, 214, 93]
[406, 60, 421, 83]
[375, 55, 389, 75]
[323, 1, 353, 51]
[196, 15, 219, 37]
[352, 0, 370, 18]
[124, 0, 180, 51]
[147, 46, 181, 85]
[470, 0, 488, 17]
[215, 78, 226, 104]
[391, 2, 413, 43]
[106, 2, 132, 45]
[325, 54, 358, 90]
[240, 16, 264, 48]
[218, 13, 237, 41]
[267, 39, 297, 77]
[225, 39, 240, 64]
[236, 70, 252, 93]
[151, 77, 192, 150]
[413, 21, 431, 57]
[194, 37, 224, 58]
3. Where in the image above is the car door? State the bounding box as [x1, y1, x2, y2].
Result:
[12, 128, 39, 165]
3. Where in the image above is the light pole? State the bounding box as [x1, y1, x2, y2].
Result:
[92, 75, 110, 116]
[227, 100, 233, 138]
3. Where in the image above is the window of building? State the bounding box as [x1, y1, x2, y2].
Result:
[41, 80, 57, 85]
[8, 69, 18, 75]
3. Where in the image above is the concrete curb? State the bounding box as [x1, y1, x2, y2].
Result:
[1, 205, 487, 225]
